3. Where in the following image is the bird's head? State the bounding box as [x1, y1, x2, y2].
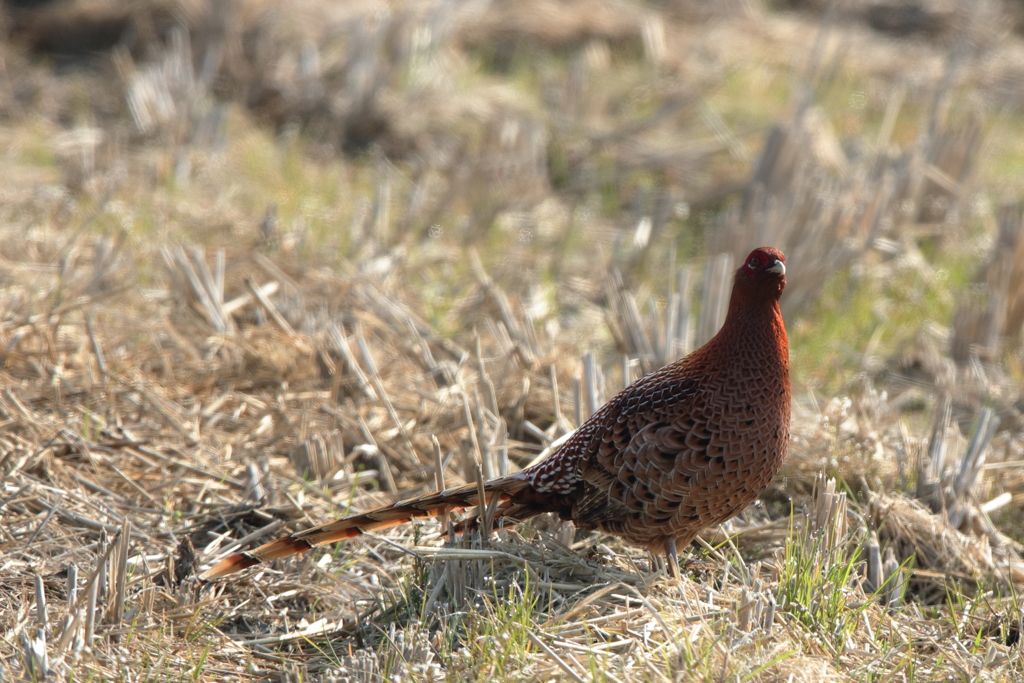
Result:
[735, 247, 786, 301]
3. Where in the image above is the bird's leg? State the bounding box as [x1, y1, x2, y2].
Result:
[664, 538, 680, 580]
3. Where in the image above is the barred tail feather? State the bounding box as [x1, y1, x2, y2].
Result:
[200, 477, 527, 580]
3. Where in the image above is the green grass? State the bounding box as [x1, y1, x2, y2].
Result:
[449, 579, 539, 679]
[710, 66, 793, 132]
[789, 246, 976, 391]
[777, 517, 867, 661]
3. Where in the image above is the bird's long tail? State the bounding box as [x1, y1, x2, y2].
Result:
[200, 475, 530, 580]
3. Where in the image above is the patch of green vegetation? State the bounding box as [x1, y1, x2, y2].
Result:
[417, 259, 472, 339]
[981, 111, 1024, 196]
[16, 119, 60, 170]
[709, 67, 793, 131]
[596, 153, 623, 216]
[370, 544, 436, 632]
[442, 579, 539, 679]
[790, 246, 974, 392]
[776, 514, 870, 659]
[217, 115, 356, 257]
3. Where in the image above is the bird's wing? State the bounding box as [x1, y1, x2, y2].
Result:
[571, 371, 717, 529]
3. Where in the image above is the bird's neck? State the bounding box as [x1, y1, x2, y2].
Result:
[711, 298, 789, 368]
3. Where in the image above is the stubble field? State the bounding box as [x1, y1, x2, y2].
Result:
[4, 0, 1024, 680]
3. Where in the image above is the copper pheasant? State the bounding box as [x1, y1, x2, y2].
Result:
[202, 247, 790, 580]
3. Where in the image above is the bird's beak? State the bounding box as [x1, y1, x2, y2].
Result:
[767, 260, 785, 275]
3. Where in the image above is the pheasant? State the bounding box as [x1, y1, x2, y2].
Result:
[201, 247, 790, 580]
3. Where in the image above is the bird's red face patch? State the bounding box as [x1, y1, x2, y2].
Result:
[739, 248, 786, 296]
[744, 251, 769, 275]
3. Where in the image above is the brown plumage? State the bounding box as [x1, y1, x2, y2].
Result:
[201, 247, 790, 580]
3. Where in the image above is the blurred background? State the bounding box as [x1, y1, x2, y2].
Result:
[3, 0, 1021, 391]
[5, 0, 1024, 680]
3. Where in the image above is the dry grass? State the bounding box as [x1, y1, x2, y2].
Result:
[4, 0, 1024, 681]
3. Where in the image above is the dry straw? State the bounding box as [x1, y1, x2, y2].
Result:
[3, 0, 1024, 680]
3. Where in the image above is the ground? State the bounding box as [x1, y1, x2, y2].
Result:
[2, 0, 1024, 681]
